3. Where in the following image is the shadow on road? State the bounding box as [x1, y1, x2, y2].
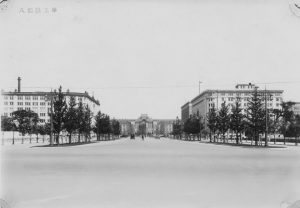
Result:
[30, 141, 99, 148]
[202, 141, 287, 149]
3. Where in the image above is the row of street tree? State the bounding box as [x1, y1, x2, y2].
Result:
[173, 89, 300, 146]
[1, 86, 121, 145]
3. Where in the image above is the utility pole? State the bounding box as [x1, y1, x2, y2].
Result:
[265, 85, 268, 147]
[50, 89, 54, 146]
[199, 81, 202, 94]
[45, 88, 54, 146]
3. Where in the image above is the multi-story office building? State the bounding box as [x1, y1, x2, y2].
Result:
[182, 83, 284, 124]
[181, 102, 192, 122]
[292, 102, 300, 115]
[1, 77, 100, 123]
[119, 114, 175, 136]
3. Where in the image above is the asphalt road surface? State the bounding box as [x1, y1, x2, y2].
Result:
[1, 137, 300, 208]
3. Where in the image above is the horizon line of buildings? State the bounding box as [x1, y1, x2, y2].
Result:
[1, 78, 175, 136]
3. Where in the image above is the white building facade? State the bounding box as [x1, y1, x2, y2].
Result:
[189, 83, 284, 125]
[1, 78, 100, 124]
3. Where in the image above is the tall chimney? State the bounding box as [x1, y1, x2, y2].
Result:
[17, 77, 21, 92]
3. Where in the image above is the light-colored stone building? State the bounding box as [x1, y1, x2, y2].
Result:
[292, 102, 300, 115]
[119, 114, 175, 136]
[1, 77, 100, 124]
[181, 102, 192, 123]
[183, 83, 284, 125]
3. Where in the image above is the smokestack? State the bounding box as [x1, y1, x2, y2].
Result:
[17, 77, 21, 92]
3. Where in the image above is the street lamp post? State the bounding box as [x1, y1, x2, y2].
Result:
[45, 89, 54, 146]
[264, 86, 273, 147]
[199, 81, 202, 95]
[265, 86, 268, 147]
[13, 120, 19, 145]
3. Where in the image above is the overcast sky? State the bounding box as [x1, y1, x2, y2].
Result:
[1, 0, 300, 119]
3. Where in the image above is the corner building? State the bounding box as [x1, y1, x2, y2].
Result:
[1, 77, 100, 124]
[183, 83, 284, 125]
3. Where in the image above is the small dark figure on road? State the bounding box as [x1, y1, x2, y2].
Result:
[142, 135, 144, 141]
[130, 134, 135, 139]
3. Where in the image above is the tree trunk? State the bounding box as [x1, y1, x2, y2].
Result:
[295, 137, 298, 146]
[30, 134, 32, 143]
[284, 134, 286, 145]
[236, 132, 239, 145]
[36, 134, 39, 143]
[56, 134, 60, 144]
[69, 134, 72, 144]
[274, 134, 276, 144]
[12, 131, 15, 145]
[43, 135, 45, 143]
[78, 134, 80, 143]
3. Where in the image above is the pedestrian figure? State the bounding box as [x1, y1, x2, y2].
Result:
[142, 135, 144, 140]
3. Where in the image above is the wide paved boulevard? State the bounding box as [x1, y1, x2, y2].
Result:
[1, 137, 300, 208]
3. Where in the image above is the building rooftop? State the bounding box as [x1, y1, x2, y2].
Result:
[1, 90, 100, 105]
[181, 101, 191, 109]
[190, 89, 284, 103]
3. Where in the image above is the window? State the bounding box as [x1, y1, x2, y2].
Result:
[4, 102, 8, 105]
[25, 102, 31, 105]
[4, 96, 8, 100]
[40, 102, 45, 106]
[40, 113, 46, 117]
[40, 119, 45, 123]
[32, 102, 38, 106]
[40, 96, 45, 100]
[9, 113, 12, 116]
[10, 102, 14, 105]
[10, 96, 14, 100]
[25, 96, 31, 100]
[229, 93, 234, 96]
[18, 96, 23, 100]
[40, 107, 46, 112]
[78, 97, 82, 102]
[4, 112, 8, 116]
[17, 107, 23, 110]
[32, 96, 38, 100]
[17, 102, 23, 105]
[25, 107, 30, 110]
[221, 93, 225, 96]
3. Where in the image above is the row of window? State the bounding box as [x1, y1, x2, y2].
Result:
[3, 95, 45, 100]
[208, 97, 282, 102]
[4, 95, 85, 101]
[208, 102, 280, 108]
[4, 102, 49, 106]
